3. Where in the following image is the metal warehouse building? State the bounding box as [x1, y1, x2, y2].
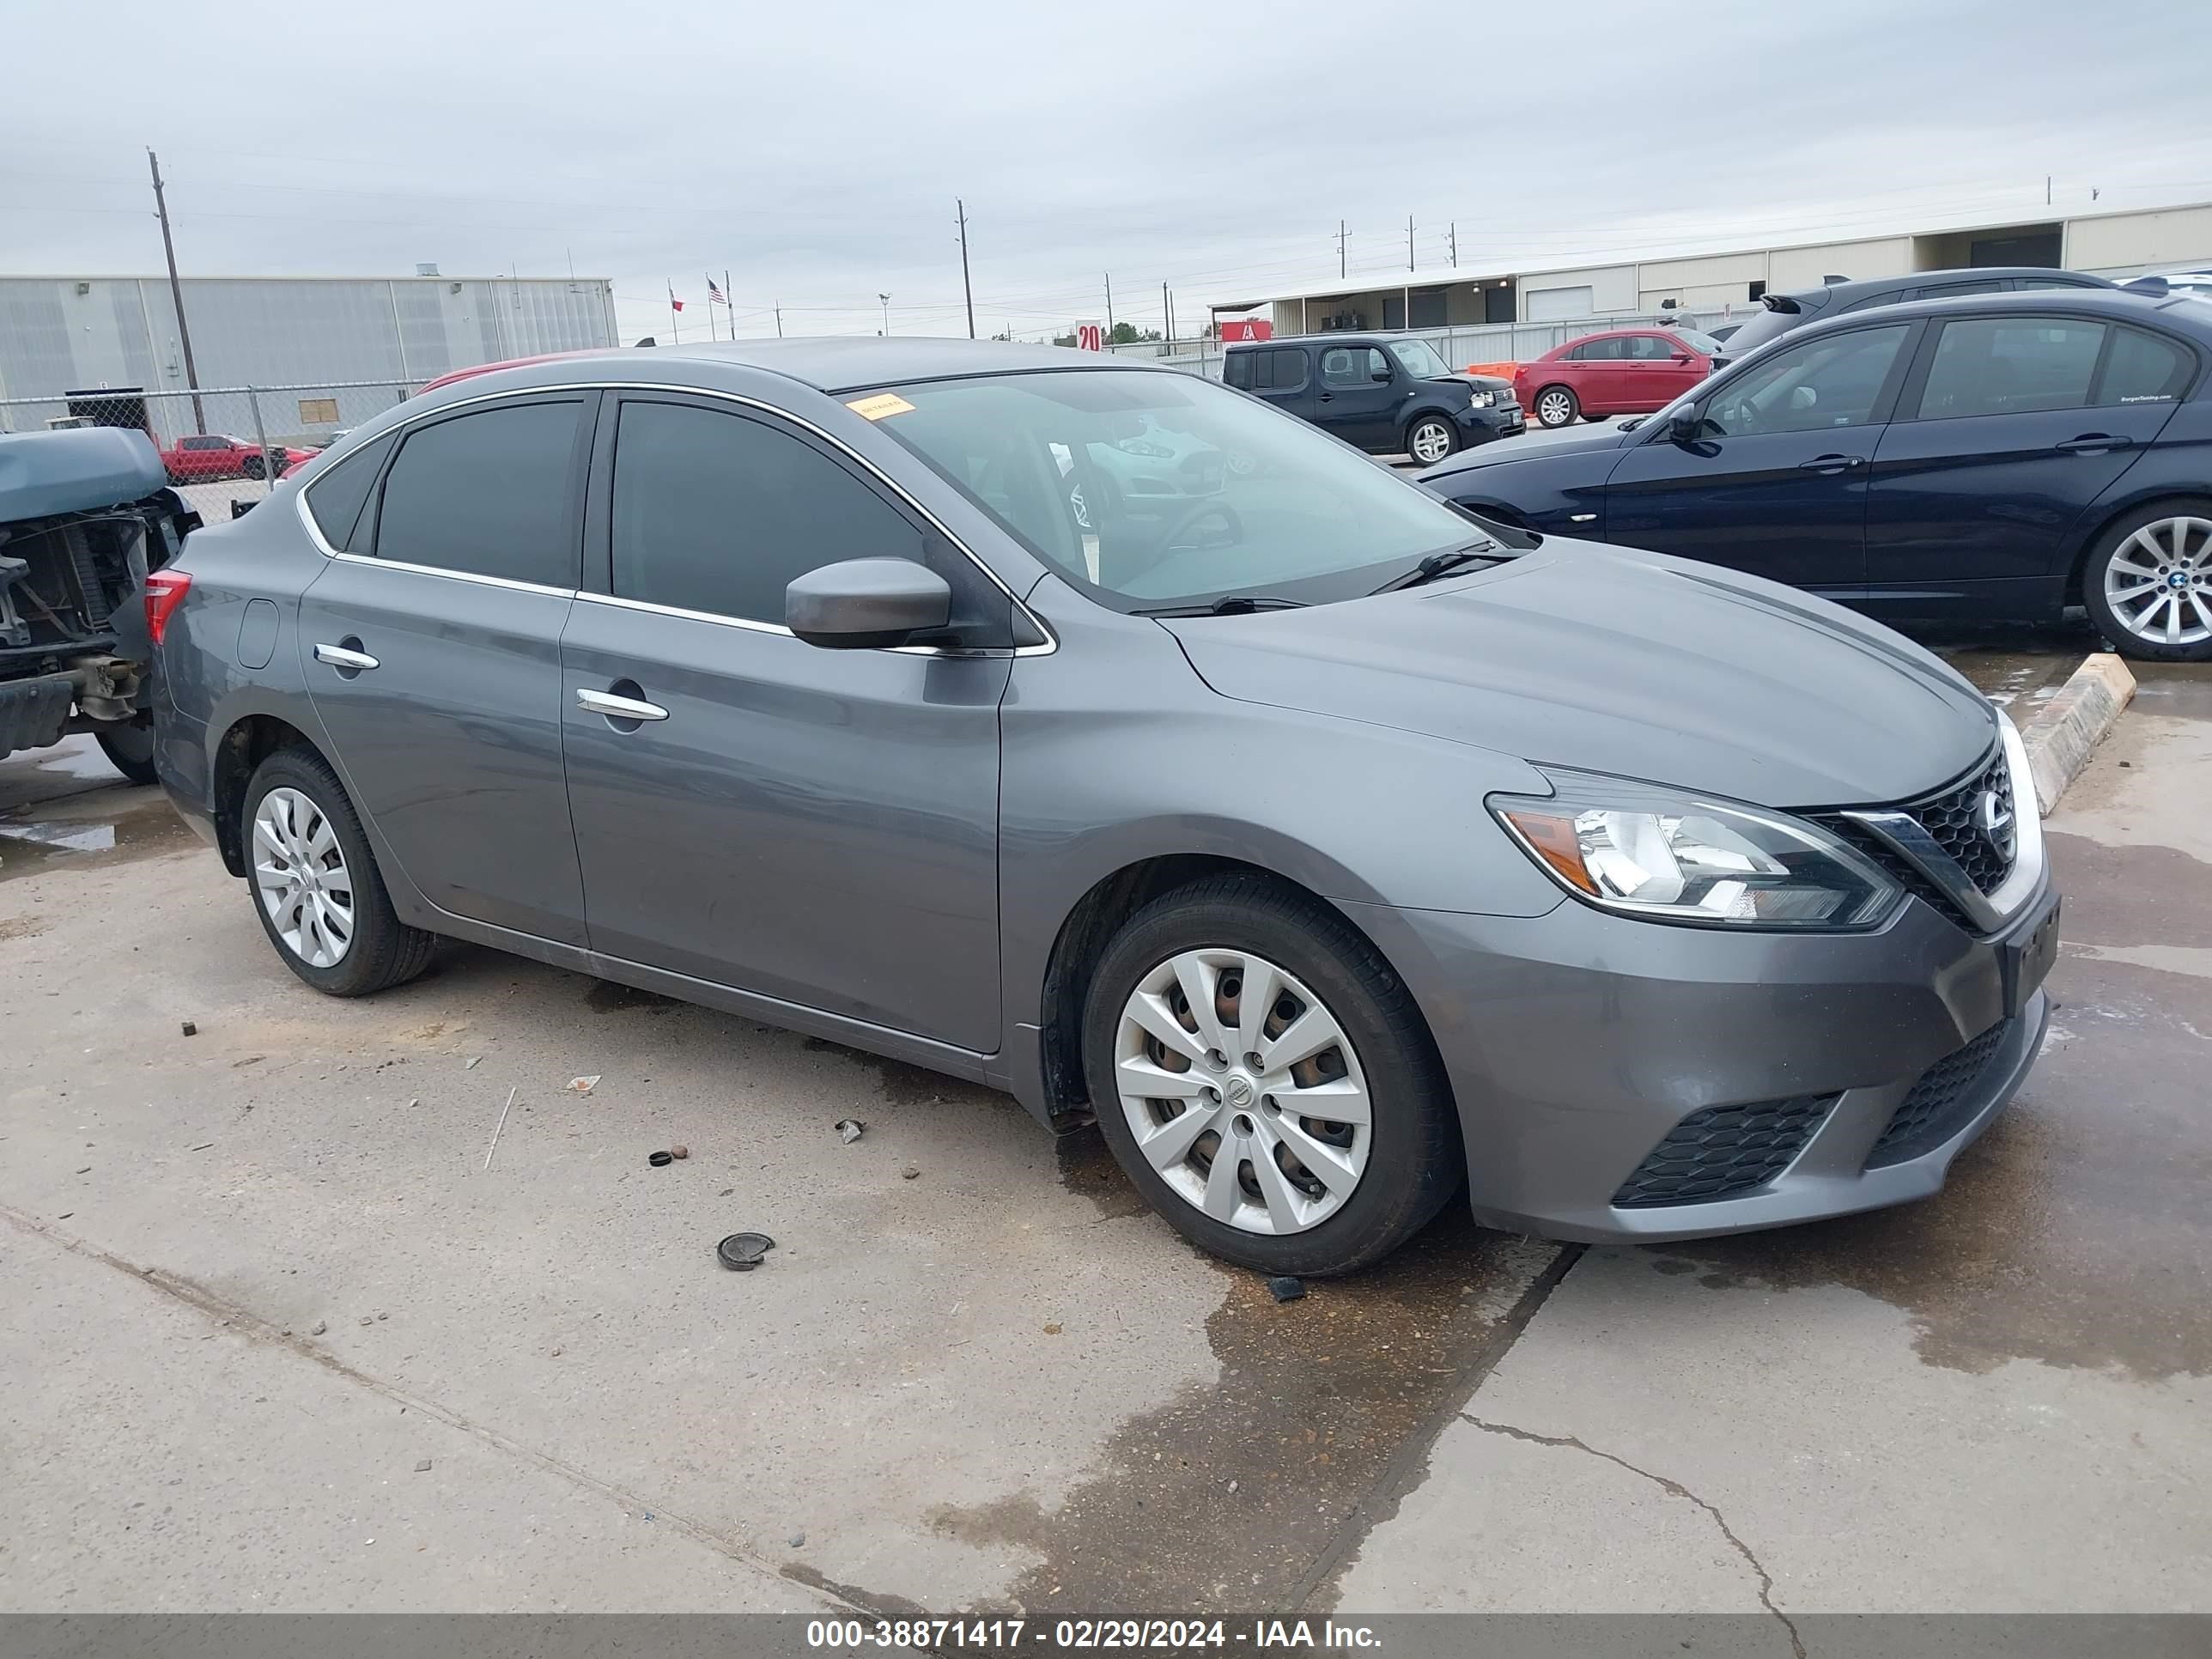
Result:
[0, 271, 617, 441]
[1216, 199, 2212, 336]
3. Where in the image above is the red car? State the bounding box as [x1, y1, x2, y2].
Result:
[160, 432, 316, 483]
[1512, 326, 1723, 428]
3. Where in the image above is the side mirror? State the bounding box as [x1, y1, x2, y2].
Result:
[1669, 351, 1692, 363]
[786, 558, 951, 650]
[1667, 410, 1704, 441]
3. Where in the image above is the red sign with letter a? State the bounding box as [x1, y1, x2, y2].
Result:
[1218, 319, 1273, 343]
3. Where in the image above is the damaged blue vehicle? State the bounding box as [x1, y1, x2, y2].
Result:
[0, 426, 199, 781]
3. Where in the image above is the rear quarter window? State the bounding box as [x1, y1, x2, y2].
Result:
[2096, 328, 2197, 405]
[301, 431, 396, 549]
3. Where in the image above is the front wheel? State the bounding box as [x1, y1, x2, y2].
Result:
[1405, 415, 1460, 466]
[242, 747, 436, 996]
[94, 719, 158, 786]
[1082, 875, 1461, 1276]
[240, 453, 266, 481]
[1533, 386, 1579, 428]
[2082, 502, 2212, 662]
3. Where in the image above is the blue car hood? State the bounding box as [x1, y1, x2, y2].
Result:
[0, 428, 167, 522]
[1164, 539, 1996, 809]
[1419, 424, 1629, 481]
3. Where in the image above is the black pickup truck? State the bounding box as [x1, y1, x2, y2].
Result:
[0, 428, 199, 781]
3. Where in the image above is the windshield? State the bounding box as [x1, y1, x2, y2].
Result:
[865, 370, 1483, 611]
[1388, 338, 1453, 380]
[1672, 329, 1725, 356]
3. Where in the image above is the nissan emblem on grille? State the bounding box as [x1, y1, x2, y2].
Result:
[1978, 784, 2016, 861]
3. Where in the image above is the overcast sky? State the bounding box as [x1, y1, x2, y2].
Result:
[6, 0, 2209, 342]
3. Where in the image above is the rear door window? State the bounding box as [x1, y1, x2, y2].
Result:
[371, 399, 582, 587]
[2094, 327, 2196, 406]
[1915, 318, 2103, 419]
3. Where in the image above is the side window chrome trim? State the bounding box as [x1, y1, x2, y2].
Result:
[327, 550, 576, 599]
[294, 379, 1058, 657]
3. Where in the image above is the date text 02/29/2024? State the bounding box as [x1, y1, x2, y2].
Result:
[805, 1620, 1383, 1650]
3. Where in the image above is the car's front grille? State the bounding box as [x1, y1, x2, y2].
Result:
[1612, 1094, 1837, 1208]
[1864, 1018, 2016, 1169]
[1812, 745, 2015, 931]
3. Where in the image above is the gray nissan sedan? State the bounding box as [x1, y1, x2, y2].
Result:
[149, 339, 2059, 1276]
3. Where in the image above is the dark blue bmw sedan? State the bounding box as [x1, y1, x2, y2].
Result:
[1419, 289, 2212, 661]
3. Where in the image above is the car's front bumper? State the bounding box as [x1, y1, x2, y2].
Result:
[1455, 402, 1524, 444]
[1347, 876, 2057, 1242]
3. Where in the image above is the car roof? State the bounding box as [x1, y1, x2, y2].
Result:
[416, 337, 1163, 398]
[1781, 286, 2212, 339]
[1771, 267, 2111, 313]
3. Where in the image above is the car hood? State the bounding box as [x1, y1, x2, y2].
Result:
[1420, 425, 1630, 478]
[1441, 373, 1512, 393]
[1163, 540, 1995, 808]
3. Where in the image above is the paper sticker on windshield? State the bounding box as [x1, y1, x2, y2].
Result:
[846, 392, 915, 421]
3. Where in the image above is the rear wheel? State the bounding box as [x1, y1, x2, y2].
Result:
[2083, 501, 2212, 662]
[242, 747, 435, 996]
[1082, 875, 1461, 1276]
[1405, 415, 1460, 465]
[1534, 386, 1579, 428]
[94, 719, 158, 786]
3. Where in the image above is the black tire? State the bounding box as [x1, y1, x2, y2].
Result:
[2080, 498, 2212, 663]
[1405, 414, 1461, 466]
[240, 453, 266, 481]
[1532, 385, 1579, 428]
[94, 720, 158, 786]
[241, 747, 436, 997]
[1081, 874, 1462, 1277]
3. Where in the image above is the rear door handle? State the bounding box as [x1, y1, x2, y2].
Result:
[2056, 434, 2134, 453]
[312, 642, 378, 671]
[576, 686, 669, 723]
[1796, 454, 1866, 474]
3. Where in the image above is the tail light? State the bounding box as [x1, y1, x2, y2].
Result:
[144, 569, 192, 647]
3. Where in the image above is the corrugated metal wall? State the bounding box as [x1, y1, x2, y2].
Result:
[0, 275, 617, 404]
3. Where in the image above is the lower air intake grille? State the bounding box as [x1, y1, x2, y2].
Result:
[1865, 1018, 2015, 1168]
[1612, 1095, 1837, 1208]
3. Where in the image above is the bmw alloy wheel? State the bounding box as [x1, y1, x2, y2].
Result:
[1408, 419, 1454, 465]
[252, 787, 356, 968]
[1114, 948, 1372, 1235]
[2102, 514, 2212, 647]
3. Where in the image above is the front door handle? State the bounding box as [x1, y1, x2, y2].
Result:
[2056, 434, 2134, 454]
[576, 686, 669, 724]
[1796, 453, 1866, 474]
[313, 642, 379, 671]
[1317, 392, 1336, 402]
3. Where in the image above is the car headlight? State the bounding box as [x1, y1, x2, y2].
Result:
[1468, 389, 1496, 408]
[1491, 771, 1903, 928]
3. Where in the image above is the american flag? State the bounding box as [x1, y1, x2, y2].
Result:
[707, 277, 728, 306]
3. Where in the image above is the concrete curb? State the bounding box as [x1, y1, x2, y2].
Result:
[2017, 653, 2136, 816]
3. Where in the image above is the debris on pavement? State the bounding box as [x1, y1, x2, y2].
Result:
[719, 1187, 733, 1197]
[787, 1529, 806, 1548]
[179, 1020, 197, 1036]
[670, 1144, 689, 1159]
[648, 1150, 673, 1167]
[1043, 1322, 1063, 1335]
[464, 1055, 483, 1070]
[415, 1458, 433, 1473]
[1268, 1276, 1307, 1304]
[482, 1086, 518, 1171]
[566, 1075, 599, 1096]
[309, 1320, 327, 1336]
[836, 1118, 865, 1144]
[902, 1165, 921, 1180]
[189, 1143, 214, 1152]
[718, 1231, 776, 1271]
[359, 1316, 374, 1327]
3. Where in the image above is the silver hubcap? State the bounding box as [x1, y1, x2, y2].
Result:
[1538, 392, 1572, 425]
[2105, 516, 2212, 646]
[1115, 948, 1372, 1236]
[1409, 422, 1451, 463]
[252, 787, 355, 968]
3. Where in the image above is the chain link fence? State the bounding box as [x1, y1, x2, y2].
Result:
[0, 380, 417, 522]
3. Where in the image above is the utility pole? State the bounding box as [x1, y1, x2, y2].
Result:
[775, 305, 783, 338]
[2045, 173, 2052, 206]
[146, 149, 205, 434]
[956, 198, 975, 339]
[879, 292, 892, 336]
[1104, 272, 1115, 337]
[1449, 222, 1458, 268]
[1162, 281, 1171, 347]
[1337, 219, 1347, 279]
[1407, 214, 1416, 271]
[726, 269, 734, 341]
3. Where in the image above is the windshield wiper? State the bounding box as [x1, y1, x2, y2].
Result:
[1368, 541, 1501, 595]
[1135, 594, 1309, 617]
